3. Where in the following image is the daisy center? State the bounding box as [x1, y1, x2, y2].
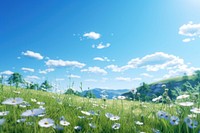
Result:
[44, 122, 49, 125]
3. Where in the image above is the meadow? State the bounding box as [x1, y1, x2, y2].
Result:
[0, 86, 200, 133]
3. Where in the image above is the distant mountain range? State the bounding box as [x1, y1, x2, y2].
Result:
[81, 88, 129, 99]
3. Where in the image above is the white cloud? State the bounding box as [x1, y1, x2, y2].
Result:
[93, 57, 110, 62]
[179, 21, 200, 37]
[107, 52, 185, 72]
[22, 50, 43, 60]
[68, 74, 81, 79]
[182, 38, 195, 43]
[115, 77, 142, 82]
[39, 68, 55, 74]
[115, 77, 132, 82]
[22, 67, 34, 72]
[96, 43, 111, 49]
[83, 32, 101, 40]
[26, 75, 40, 80]
[140, 73, 153, 78]
[0, 70, 13, 75]
[46, 59, 85, 68]
[81, 66, 107, 75]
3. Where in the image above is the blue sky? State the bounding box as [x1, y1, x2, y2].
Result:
[1, 0, 200, 92]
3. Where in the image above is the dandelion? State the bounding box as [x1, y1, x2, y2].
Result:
[190, 108, 200, 114]
[118, 96, 126, 100]
[179, 102, 194, 107]
[89, 123, 96, 128]
[135, 121, 143, 126]
[0, 111, 9, 116]
[0, 119, 5, 125]
[170, 116, 179, 125]
[21, 108, 45, 117]
[112, 123, 120, 130]
[74, 126, 82, 131]
[60, 120, 70, 126]
[110, 116, 120, 121]
[38, 118, 54, 128]
[176, 94, 189, 100]
[105, 113, 114, 119]
[81, 111, 90, 116]
[2, 97, 23, 105]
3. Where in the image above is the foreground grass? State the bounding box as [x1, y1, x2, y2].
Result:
[0, 86, 200, 133]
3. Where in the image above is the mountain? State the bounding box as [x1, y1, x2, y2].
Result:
[81, 88, 129, 99]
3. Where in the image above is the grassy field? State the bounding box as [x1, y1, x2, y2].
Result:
[0, 86, 200, 133]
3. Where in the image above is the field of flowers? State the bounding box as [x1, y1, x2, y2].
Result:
[0, 86, 200, 133]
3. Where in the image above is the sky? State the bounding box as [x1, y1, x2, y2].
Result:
[1, 0, 200, 92]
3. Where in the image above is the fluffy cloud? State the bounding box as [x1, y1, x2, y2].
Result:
[81, 66, 107, 75]
[0, 70, 14, 75]
[22, 50, 44, 60]
[115, 77, 141, 82]
[45, 59, 85, 68]
[140, 73, 153, 78]
[93, 57, 110, 62]
[107, 52, 185, 72]
[83, 32, 101, 40]
[39, 68, 55, 74]
[21, 67, 34, 72]
[96, 43, 111, 49]
[182, 38, 195, 43]
[68, 74, 81, 79]
[179, 21, 200, 37]
[55, 78, 65, 81]
[85, 79, 97, 82]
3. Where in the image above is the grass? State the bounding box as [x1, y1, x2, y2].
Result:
[0, 86, 200, 133]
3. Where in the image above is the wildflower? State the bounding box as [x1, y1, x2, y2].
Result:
[38, 118, 54, 128]
[60, 120, 70, 126]
[184, 117, 192, 125]
[170, 116, 179, 125]
[112, 123, 120, 130]
[188, 114, 197, 118]
[110, 116, 120, 121]
[60, 116, 66, 121]
[89, 123, 96, 128]
[179, 102, 194, 107]
[176, 94, 189, 100]
[188, 120, 198, 129]
[0, 119, 5, 125]
[19, 101, 31, 108]
[190, 108, 200, 114]
[152, 128, 160, 133]
[74, 126, 82, 131]
[2, 97, 23, 105]
[53, 125, 64, 131]
[157, 111, 167, 119]
[81, 111, 90, 116]
[88, 110, 98, 116]
[135, 121, 143, 126]
[31, 98, 37, 102]
[152, 96, 162, 102]
[118, 96, 126, 100]
[0, 111, 9, 116]
[105, 113, 114, 119]
[37, 102, 45, 105]
[17, 118, 26, 123]
[21, 108, 45, 117]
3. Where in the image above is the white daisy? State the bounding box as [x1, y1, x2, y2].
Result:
[38, 118, 54, 128]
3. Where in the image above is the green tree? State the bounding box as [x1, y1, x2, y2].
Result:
[40, 80, 52, 91]
[30, 83, 39, 90]
[0, 75, 4, 91]
[194, 70, 200, 81]
[182, 73, 189, 82]
[7, 72, 24, 89]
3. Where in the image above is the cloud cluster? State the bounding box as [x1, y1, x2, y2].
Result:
[45, 59, 85, 68]
[39, 68, 55, 74]
[81, 66, 107, 75]
[22, 67, 34, 72]
[22, 50, 44, 60]
[115, 77, 141, 82]
[68, 74, 81, 79]
[107, 52, 184, 72]
[92, 43, 111, 49]
[179, 21, 200, 42]
[0, 70, 14, 75]
[83, 32, 100, 40]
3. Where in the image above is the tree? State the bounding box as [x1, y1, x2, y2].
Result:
[194, 70, 200, 81]
[7, 72, 24, 89]
[182, 73, 189, 82]
[0, 75, 4, 91]
[40, 80, 52, 91]
[30, 83, 39, 90]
